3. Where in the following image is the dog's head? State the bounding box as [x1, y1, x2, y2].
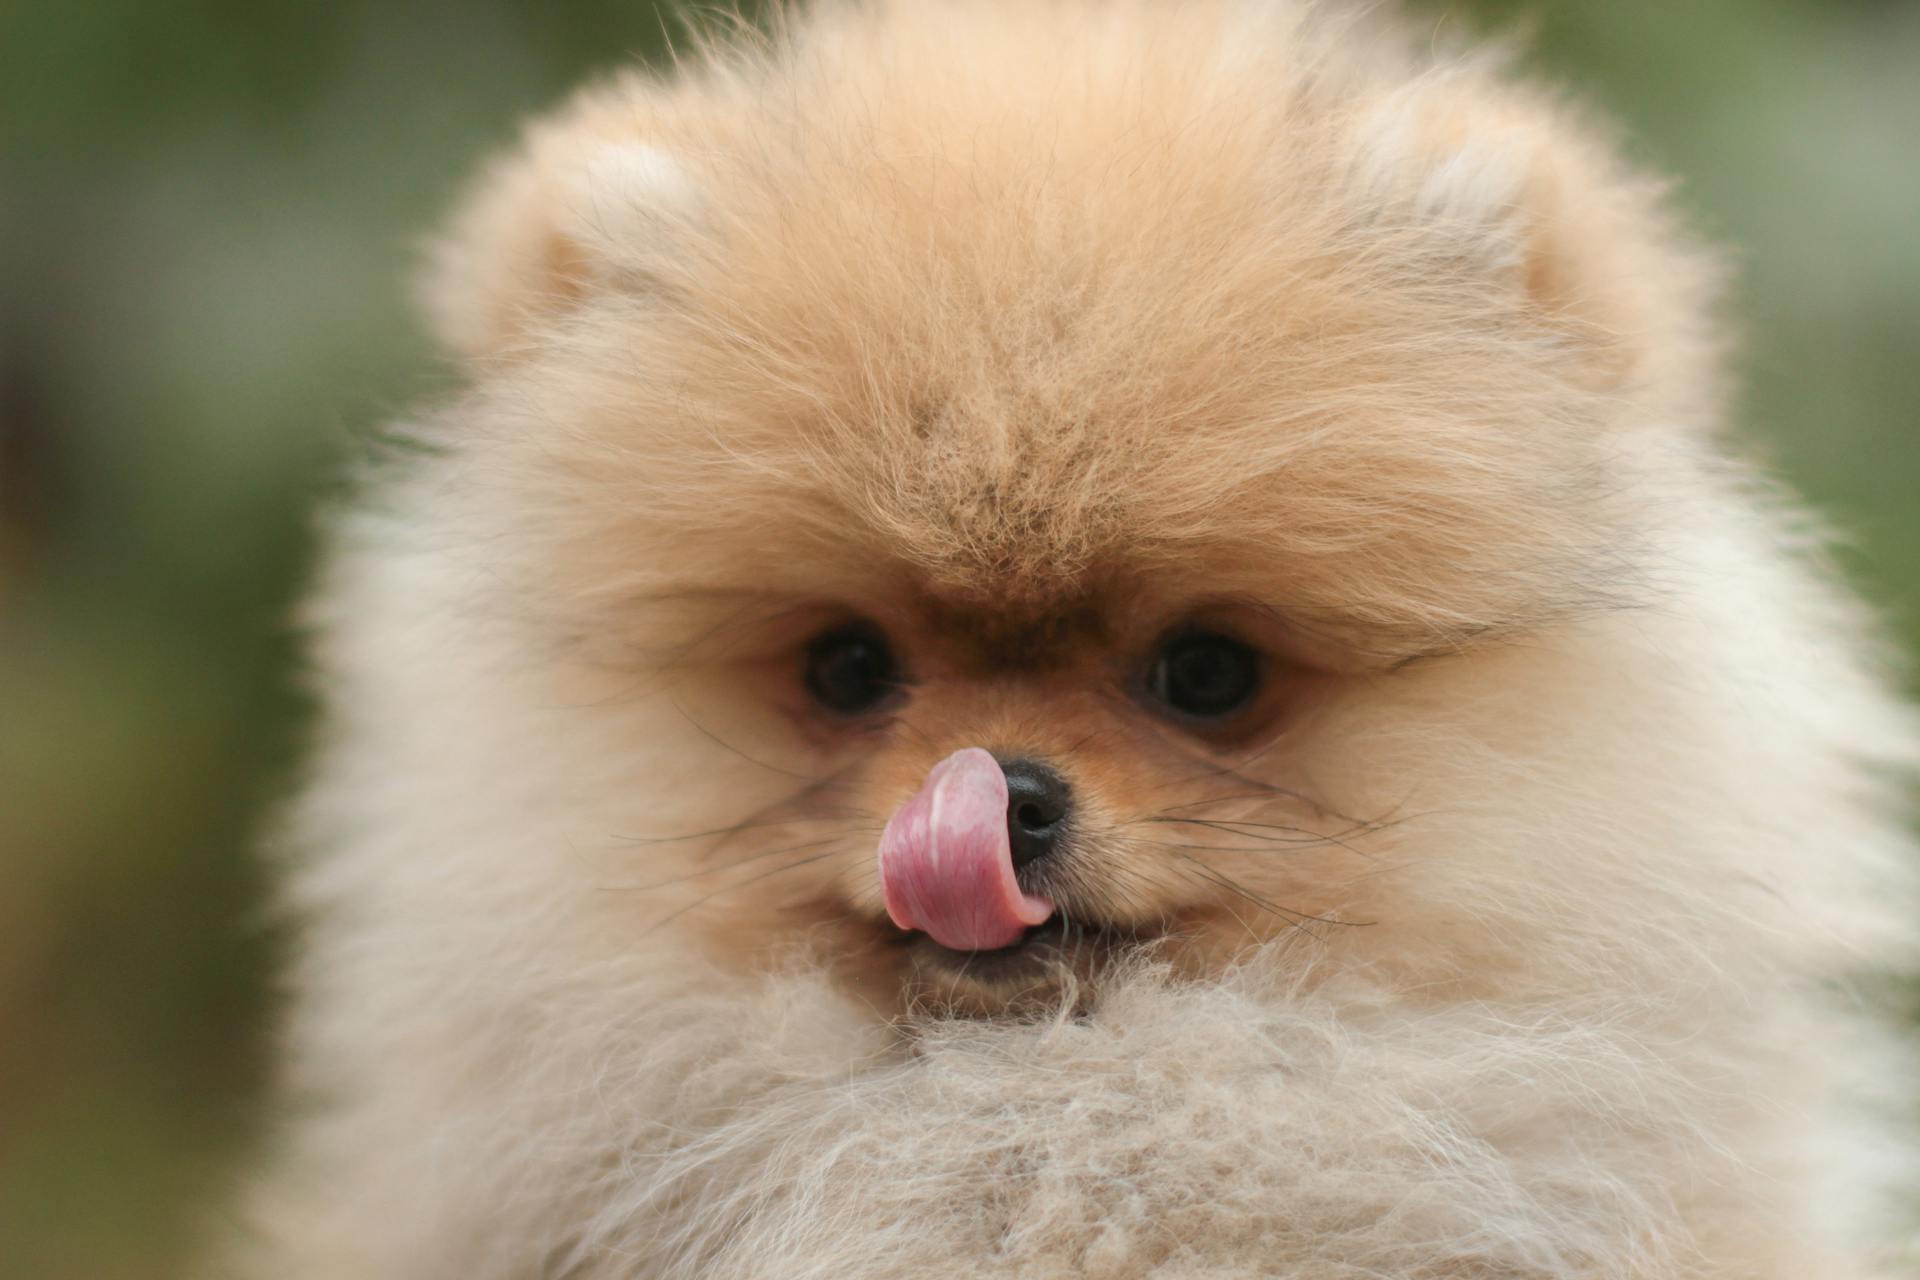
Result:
[403, 5, 1716, 1011]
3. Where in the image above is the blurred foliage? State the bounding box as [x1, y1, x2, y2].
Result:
[0, 2, 1914, 1276]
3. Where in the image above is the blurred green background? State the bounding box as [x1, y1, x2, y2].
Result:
[0, 2, 1915, 1276]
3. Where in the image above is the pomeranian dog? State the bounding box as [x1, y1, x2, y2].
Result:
[239, 2, 1918, 1276]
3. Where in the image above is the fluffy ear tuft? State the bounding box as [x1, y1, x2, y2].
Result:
[571, 143, 704, 273]
[1348, 75, 1721, 399]
[420, 108, 704, 362]
[1349, 83, 1534, 278]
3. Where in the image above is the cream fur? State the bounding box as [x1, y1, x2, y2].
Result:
[236, 2, 1919, 1277]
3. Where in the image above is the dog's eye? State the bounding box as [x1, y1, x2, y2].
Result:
[1147, 630, 1261, 720]
[804, 623, 901, 715]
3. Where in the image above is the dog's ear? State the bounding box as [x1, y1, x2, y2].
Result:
[420, 95, 705, 362]
[1346, 75, 1720, 397]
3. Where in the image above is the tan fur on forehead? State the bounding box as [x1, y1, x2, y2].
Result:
[425, 0, 1717, 647]
[909, 590, 1111, 667]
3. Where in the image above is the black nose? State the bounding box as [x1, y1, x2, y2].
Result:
[999, 756, 1072, 868]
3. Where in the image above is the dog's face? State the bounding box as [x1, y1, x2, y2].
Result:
[412, 21, 1710, 1012]
[652, 530, 1377, 1011]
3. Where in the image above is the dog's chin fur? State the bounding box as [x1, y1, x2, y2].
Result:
[238, 2, 1918, 1276]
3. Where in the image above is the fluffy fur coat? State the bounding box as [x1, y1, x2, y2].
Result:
[236, 3, 1918, 1276]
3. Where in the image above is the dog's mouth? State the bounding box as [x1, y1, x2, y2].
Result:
[870, 749, 1157, 999]
[901, 915, 1145, 986]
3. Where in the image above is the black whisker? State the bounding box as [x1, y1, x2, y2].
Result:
[601, 837, 848, 894]
[1138, 838, 1337, 855]
[1173, 852, 1366, 929]
[1133, 724, 1372, 827]
[1173, 862, 1266, 944]
[1143, 816, 1361, 840]
[666, 691, 816, 780]
[1136, 816, 1388, 860]
[611, 756, 872, 867]
[610, 810, 866, 848]
[637, 846, 853, 938]
[1155, 790, 1304, 812]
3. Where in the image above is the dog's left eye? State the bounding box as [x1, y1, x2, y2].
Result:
[1147, 630, 1262, 720]
[804, 623, 901, 715]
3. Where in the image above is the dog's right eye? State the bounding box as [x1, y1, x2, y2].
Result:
[1146, 628, 1262, 722]
[803, 623, 901, 715]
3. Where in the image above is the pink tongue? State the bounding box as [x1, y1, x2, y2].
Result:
[878, 747, 1055, 951]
